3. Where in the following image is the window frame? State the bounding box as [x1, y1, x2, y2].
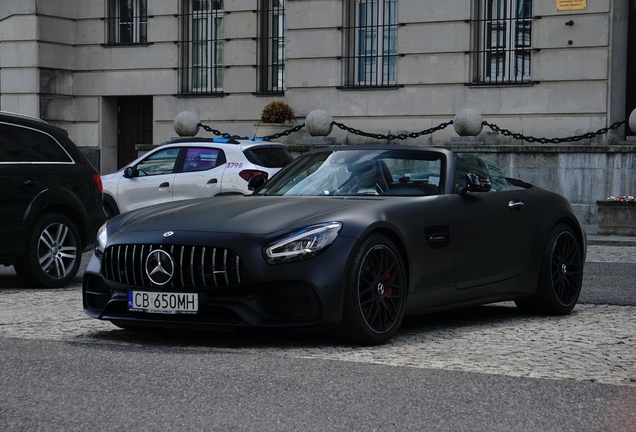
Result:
[469, 0, 533, 86]
[341, 0, 399, 90]
[256, 0, 287, 95]
[105, 0, 148, 46]
[179, 0, 225, 96]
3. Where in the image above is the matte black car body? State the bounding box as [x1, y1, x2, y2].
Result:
[83, 145, 586, 344]
[0, 111, 106, 287]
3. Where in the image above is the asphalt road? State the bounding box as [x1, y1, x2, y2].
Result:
[0, 246, 634, 431]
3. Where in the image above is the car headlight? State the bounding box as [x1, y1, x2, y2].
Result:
[264, 222, 342, 264]
[95, 223, 108, 260]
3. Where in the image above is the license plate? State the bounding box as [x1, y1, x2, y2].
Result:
[128, 291, 198, 314]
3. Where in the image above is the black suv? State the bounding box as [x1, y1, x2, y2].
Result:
[0, 111, 106, 287]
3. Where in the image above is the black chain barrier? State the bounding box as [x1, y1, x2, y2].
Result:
[198, 122, 306, 141]
[332, 120, 454, 141]
[199, 118, 625, 144]
[483, 120, 626, 144]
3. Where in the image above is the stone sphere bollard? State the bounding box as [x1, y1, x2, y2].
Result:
[306, 110, 333, 137]
[453, 108, 483, 137]
[629, 109, 636, 135]
[174, 111, 201, 137]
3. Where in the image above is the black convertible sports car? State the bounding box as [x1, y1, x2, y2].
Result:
[83, 145, 586, 344]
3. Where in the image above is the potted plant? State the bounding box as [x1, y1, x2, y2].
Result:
[596, 196, 636, 236]
[260, 101, 295, 124]
[255, 101, 296, 144]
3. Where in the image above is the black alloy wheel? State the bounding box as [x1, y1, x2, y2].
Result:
[548, 230, 583, 307]
[516, 223, 583, 315]
[337, 234, 406, 345]
[14, 213, 82, 288]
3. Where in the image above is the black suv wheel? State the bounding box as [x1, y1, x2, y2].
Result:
[0, 111, 106, 288]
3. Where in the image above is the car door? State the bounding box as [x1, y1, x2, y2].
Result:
[172, 146, 227, 201]
[0, 124, 37, 246]
[449, 156, 537, 289]
[116, 147, 180, 213]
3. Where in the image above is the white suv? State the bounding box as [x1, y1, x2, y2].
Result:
[101, 138, 293, 217]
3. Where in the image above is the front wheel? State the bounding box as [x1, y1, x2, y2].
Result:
[515, 223, 583, 315]
[14, 213, 82, 288]
[337, 234, 407, 345]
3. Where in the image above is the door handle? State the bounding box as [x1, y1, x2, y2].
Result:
[23, 178, 38, 186]
[207, 178, 218, 185]
[159, 182, 170, 188]
[508, 200, 524, 210]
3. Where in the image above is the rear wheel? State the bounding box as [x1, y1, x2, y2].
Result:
[14, 213, 82, 288]
[515, 223, 583, 315]
[337, 234, 407, 345]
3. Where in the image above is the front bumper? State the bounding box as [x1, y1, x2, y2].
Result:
[83, 234, 356, 329]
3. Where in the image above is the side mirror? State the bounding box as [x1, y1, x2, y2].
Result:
[123, 167, 136, 178]
[459, 172, 491, 195]
[247, 174, 268, 191]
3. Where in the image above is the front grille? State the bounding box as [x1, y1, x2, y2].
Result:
[103, 244, 247, 289]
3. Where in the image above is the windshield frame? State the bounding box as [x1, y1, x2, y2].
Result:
[255, 147, 449, 197]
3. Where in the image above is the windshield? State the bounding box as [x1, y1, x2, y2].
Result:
[256, 149, 445, 197]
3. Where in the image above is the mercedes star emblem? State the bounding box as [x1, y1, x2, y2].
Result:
[145, 249, 174, 286]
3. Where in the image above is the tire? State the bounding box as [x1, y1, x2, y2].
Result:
[14, 213, 82, 288]
[337, 234, 407, 345]
[104, 203, 117, 219]
[515, 223, 583, 315]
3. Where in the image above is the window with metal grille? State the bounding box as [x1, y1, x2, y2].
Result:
[105, 0, 147, 45]
[256, 0, 286, 94]
[469, 0, 533, 85]
[342, 0, 398, 89]
[179, 0, 225, 95]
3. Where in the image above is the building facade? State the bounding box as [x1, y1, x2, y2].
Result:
[0, 0, 632, 175]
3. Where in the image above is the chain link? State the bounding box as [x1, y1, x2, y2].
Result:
[197, 123, 243, 139]
[259, 123, 306, 140]
[198, 119, 626, 144]
[332, 120, 454, 141]
[482, 120, 626, 144]
[198, 122, 306, 141]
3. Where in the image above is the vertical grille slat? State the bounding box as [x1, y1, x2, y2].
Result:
[212, 248, 218, 286]
[179, 245, 185, 288]
[102, 243, 247, 289]
[223, 249, 229, 285]
[236, 255, 241, 284]
[132, 245, 138, 286]
[201, 247, 207, 288]
[190, 247, 196, 287]
[124, 245, 130, 285]
[139, 244, 146, 286]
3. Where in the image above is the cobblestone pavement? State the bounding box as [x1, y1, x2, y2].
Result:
[0, 244, 634, 386]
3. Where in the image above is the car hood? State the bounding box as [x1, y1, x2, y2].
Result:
[115, 195, 382, 236]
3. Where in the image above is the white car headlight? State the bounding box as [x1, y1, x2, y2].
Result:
[264, 222, 342, 264]
[95, 223, 108, 260]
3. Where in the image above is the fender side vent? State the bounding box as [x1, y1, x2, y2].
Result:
[424, 225, 450, 249]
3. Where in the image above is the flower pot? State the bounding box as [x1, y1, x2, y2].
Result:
[596, 201, 636, 236]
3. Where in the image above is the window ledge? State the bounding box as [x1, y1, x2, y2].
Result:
[466, 81, 537, 88]
[337, 85, 403, 91]
[176, 92, 227, 98]
[102, 43, 152, 48]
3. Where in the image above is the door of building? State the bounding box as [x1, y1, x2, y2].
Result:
[117, 96, 153, 169]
